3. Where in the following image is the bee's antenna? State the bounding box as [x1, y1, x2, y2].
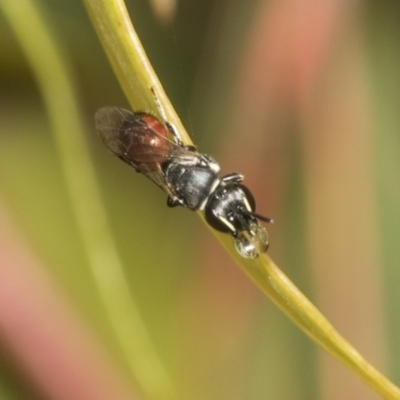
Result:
[248, 211, 274, 224]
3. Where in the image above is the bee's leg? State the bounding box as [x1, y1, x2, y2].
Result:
[167, 196, 184, 208]
[165, 122, 198, 153]
[221, 173, 244, 184]
[214, 214, 238, 237]
[150, 86, 180, 142]
[151, 87, 196, 150]
[165, 121, 183, 146]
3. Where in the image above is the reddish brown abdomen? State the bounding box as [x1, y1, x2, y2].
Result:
[120, 114, 172, 171]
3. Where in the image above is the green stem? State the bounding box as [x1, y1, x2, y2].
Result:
[238, 251, 400, 399]
[0, 1, 176, 399]
[84, 0, 190, 144]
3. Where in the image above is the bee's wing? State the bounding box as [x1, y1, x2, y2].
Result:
[95, 107, 164, 161]
[95, 107, 199, 198]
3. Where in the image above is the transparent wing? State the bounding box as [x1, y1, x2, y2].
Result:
[95, 107, 200, 197]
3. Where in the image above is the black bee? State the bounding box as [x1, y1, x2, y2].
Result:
[95, 107, 272, 258]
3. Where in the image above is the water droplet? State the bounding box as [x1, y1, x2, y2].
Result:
[234, 223, 269, 259]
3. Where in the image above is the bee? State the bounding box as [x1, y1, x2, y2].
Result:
[95, 107, 272, 258]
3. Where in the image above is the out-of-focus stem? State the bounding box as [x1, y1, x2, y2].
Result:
[1, 1, 176, 399]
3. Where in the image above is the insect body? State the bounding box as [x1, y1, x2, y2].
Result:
[95, 107, 272, 258]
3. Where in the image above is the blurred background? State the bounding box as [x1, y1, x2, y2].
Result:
[0, 0, 399, 399]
